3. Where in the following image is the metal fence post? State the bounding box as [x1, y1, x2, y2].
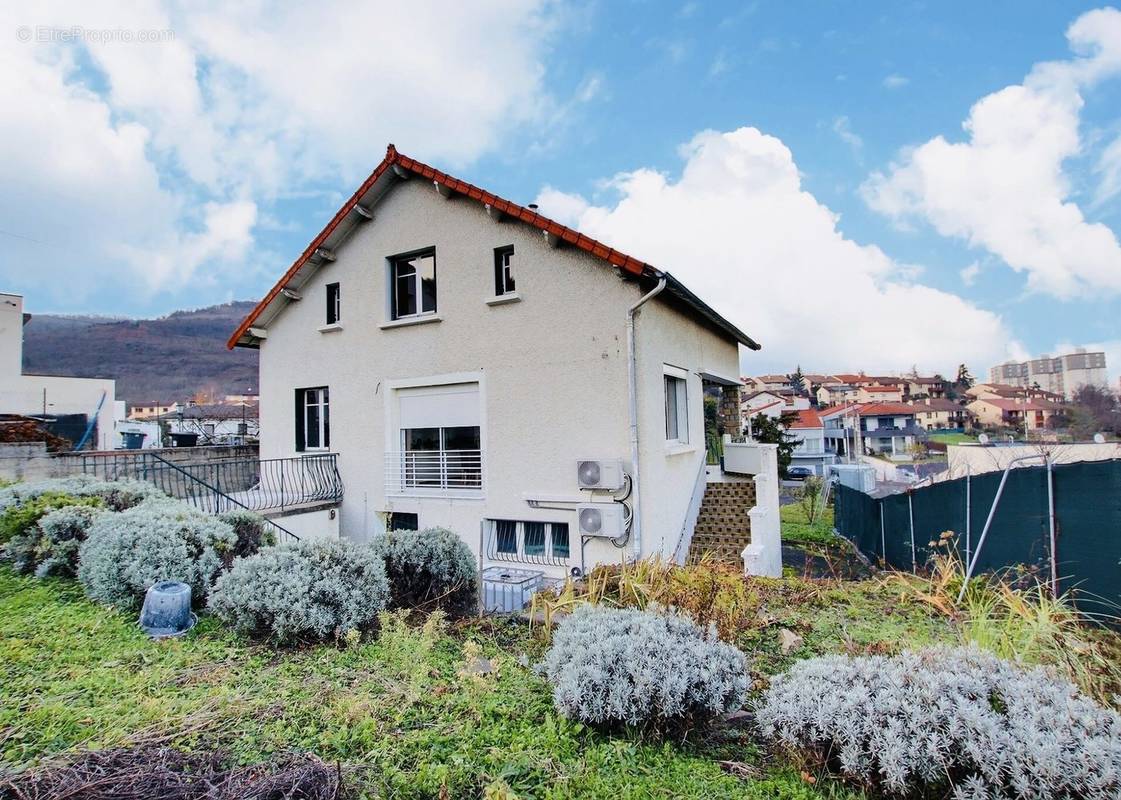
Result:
[907, 492, 916, 572]
[879, 501, 886, 565]
[1046, 456, 1057, 598]
[964, 466, 972, 566]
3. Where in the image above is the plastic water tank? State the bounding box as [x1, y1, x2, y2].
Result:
[139, 581, 196, 638]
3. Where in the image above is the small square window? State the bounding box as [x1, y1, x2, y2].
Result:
[326, 283, 340, 324]
[494, 245, 515, 296]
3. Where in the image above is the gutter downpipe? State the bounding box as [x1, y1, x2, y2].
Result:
[627, 275, 668, 560]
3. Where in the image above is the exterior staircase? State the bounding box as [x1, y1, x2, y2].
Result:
[687, 479, 757, 565]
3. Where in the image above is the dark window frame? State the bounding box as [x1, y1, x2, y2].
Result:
[389, 247, 437, 320]
[493, 244, 515, 296]
[326, 282, 340, 324]
[294, 386, 330, 452]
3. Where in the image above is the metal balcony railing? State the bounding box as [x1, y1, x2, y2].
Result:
[78, 451, 342, 522]
[384, 449, 484, 495]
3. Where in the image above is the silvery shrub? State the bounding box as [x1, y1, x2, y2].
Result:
[755, 645, 1121, 799]
[380, 526, 477, 611]
[77, 498, 237, 610]
[208, 539, 389, 643]
[0, 476, 161, 513]
[542, 605, 748, 730]
[5, 504, 106, 578]
[216, 509, 276, 561]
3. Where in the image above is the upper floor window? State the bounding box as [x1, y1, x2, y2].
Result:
[326, 283, 340, 324]
[494, 245, 515, 296]
[391, 249, 436, 319]
[296, 386, 329, 451]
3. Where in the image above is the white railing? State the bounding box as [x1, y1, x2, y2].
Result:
[384, 449, 484, 495]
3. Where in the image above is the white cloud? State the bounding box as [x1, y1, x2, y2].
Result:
[882, 74, 909, 89]
[862, 7, 1121, 299]
[534, 128, 1012, 376]
[0, 1, 559, 308]
[1094, 133, 1121, 206]
[832, 115, 863, 152]
[960, 261, 981, 286]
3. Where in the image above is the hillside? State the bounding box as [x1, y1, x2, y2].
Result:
[21, 302, 258, 405]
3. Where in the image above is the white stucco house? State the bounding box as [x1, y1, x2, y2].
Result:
[229, 144, 777, 580]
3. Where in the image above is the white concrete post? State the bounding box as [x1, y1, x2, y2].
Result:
[737, 440, 782, 577]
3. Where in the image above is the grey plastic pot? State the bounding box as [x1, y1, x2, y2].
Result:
[139, 580, 197, 639]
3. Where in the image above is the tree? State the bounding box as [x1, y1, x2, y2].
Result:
[748, 412, 801, 477]
[1067, 384, 1121, 436]
[947, 364, 975, 400]
[788, 365, 806, 397]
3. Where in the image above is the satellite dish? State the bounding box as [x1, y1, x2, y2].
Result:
[978, 433, 990, 445]
[1094, 432, 1106, 444]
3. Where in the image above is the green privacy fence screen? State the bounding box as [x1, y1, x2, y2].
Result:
[833, 459, 1121, 619]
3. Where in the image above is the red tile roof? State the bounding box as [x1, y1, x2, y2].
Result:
[786, 409, 823, 429]
[818, 401, 916, 418]
[229, 144, 760, 351]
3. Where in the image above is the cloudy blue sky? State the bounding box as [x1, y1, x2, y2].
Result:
[2, 2, 1119, 381]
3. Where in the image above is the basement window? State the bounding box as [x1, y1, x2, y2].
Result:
[490, 519, 570, 562]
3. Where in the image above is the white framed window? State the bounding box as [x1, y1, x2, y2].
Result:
[494, 245, 515, 295]
[664, 367, 690, 444]
[390, 248, 437, 320]
[400, 426, 482, 489]
[491, 519, 570, 562]
[296, 386, 330, 451]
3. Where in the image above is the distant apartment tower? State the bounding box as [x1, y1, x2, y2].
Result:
[990, 349, 1107, 399]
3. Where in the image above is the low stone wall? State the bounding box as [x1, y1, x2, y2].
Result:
[0, 443, 260, 483]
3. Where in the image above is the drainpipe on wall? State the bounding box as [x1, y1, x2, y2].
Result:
[626, 275, 667, 560]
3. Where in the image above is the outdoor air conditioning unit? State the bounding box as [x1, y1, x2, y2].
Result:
[577, 503, 627, 538]
[576, 458, 625, 491]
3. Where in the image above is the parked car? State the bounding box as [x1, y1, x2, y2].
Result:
[786, 466, 814, 481]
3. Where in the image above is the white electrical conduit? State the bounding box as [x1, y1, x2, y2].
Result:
[626, 276, 667, 560]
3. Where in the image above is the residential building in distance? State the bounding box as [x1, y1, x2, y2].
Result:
[127, 401, 183, 421]
[820, 402, 922, 461]
[230, 144, 772, 579]
[816, 382, 858, 406]
[990, 349, 1107, 400]
[741, 390, 786, 421]
[0, 292, 116, 450]
[856, 383, 904, 403]
[966, 383, 1063, 403]
[909, 398, 973, 430]
[168, 403, 259, 445]
[785, 408, 836, 476]
[966, 396, 1061, 431]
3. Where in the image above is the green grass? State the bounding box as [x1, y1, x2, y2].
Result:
[0, 567, 893, 799]
[928, 432, 977, 445]
[780, 503, 837, 545]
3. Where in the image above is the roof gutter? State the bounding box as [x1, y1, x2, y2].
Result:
[626, 275, 667, 560]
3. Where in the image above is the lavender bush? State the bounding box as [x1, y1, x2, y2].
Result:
[77, 499, 238, 610]
[542, 605, 748, 730]
[756, 646, 1121, 799]
[5, 504, 106, 578]
[380, 527, 476, 612]
[0, 476, 161, 513]
[208, 539, 389, 643]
